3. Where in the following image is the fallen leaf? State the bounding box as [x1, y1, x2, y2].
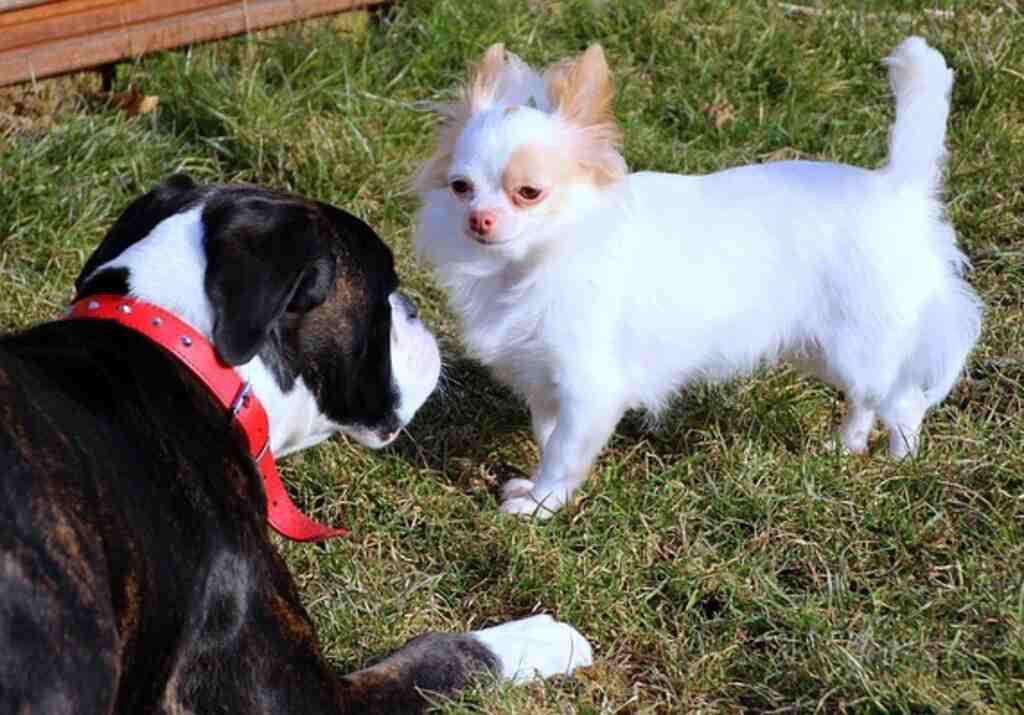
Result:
[93, 84, 159, 115]
[701, 98, 735, 129]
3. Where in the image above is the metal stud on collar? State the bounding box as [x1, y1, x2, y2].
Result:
[63, 293, 350, 542]
[230, 381, 253, 417]
[119, 304, 132, 314]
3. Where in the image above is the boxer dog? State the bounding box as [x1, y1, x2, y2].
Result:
[0, 174, 590, 714]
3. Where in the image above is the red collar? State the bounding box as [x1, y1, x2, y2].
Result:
[65, 294, 348, 543]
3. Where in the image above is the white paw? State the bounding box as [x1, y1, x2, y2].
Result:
[887, 431, 919, 459]
[500, 495, 559, 520]
[839, 431, 870, 454]
[500, 481, 568, 518]
[471, 614, 593, 684]
[823, 438, 865, 455]
[502, 478, 536, 500]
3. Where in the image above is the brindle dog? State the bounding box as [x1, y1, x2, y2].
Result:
[0, 175, 590, 714]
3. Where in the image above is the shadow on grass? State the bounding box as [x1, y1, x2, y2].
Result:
[389, 353, 825, 497]
[388, 354, 534, 495]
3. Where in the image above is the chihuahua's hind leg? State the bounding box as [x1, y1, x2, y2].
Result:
[879, 384, 928, 458]
[839, 397, 876, 454]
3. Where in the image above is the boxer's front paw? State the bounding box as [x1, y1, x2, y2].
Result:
[471, 614, 592, 684]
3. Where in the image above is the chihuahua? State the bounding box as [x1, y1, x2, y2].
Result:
[413, 38, 981, 518]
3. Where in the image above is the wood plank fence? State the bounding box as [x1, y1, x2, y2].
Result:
[0, 0, 387, 87]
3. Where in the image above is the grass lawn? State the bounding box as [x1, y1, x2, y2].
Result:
[2, 0, 1022, 711]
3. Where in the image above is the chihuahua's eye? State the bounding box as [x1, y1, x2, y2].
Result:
[450, 179, 472, 197]
[517, 186, 543, 202]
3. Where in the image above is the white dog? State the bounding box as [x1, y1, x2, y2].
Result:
[413, 37, 982, 518]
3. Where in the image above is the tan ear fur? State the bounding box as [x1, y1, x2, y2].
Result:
[545, 44, 616, 129]
[413, 44, 507, 193]
[545, 44, 625, 186]
[469, 43, 507, 111]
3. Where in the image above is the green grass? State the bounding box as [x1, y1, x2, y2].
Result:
[2, 0, 1023, 711]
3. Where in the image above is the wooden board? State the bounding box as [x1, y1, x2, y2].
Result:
[0, 0, 51, 12]
[0, 0, 387, 86]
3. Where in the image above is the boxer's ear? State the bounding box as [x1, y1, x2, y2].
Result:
[203, 194, 337, 366]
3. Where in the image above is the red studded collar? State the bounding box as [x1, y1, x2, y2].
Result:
[66, 294, 348, 543]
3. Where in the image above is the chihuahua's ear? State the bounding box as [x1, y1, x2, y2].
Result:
[545, 44, 626, 185]
[469, 43, 507, 111]
[545, 44, 616, 129]
[413, 43, 508, 193]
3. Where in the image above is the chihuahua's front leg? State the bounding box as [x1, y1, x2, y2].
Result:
[501, 392, 624, 519]
[526, 385, 559, 453]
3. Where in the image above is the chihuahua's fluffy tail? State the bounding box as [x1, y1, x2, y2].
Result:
[916, 276, 983, 407]
[883, 37, 954, 191]
[882, 38, 978, 405]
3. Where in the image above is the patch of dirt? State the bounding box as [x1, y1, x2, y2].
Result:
[0, 72, 101, 138]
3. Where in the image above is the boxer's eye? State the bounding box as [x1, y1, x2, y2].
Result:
[390, 293, 419, 322]
[396, 293, 418, 320]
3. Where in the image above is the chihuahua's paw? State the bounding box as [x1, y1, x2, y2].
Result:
[501, 495, 559, 519]
[471, 614, 593, 684]
[823, 438, 858, 455]
[823, 435, 873, 456]
[502, 478, 536, 500]
[500, 483, 569, 519]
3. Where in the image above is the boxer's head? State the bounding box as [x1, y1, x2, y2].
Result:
[76, 174, 440, 455]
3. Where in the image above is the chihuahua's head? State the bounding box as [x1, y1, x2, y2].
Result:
[415, 44, 626, 260]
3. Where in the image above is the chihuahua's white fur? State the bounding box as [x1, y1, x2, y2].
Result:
[414, 38, 982, 518]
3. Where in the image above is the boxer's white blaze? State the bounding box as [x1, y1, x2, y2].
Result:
[94, 206, 212, 336]
[388, 292, 442, 429]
